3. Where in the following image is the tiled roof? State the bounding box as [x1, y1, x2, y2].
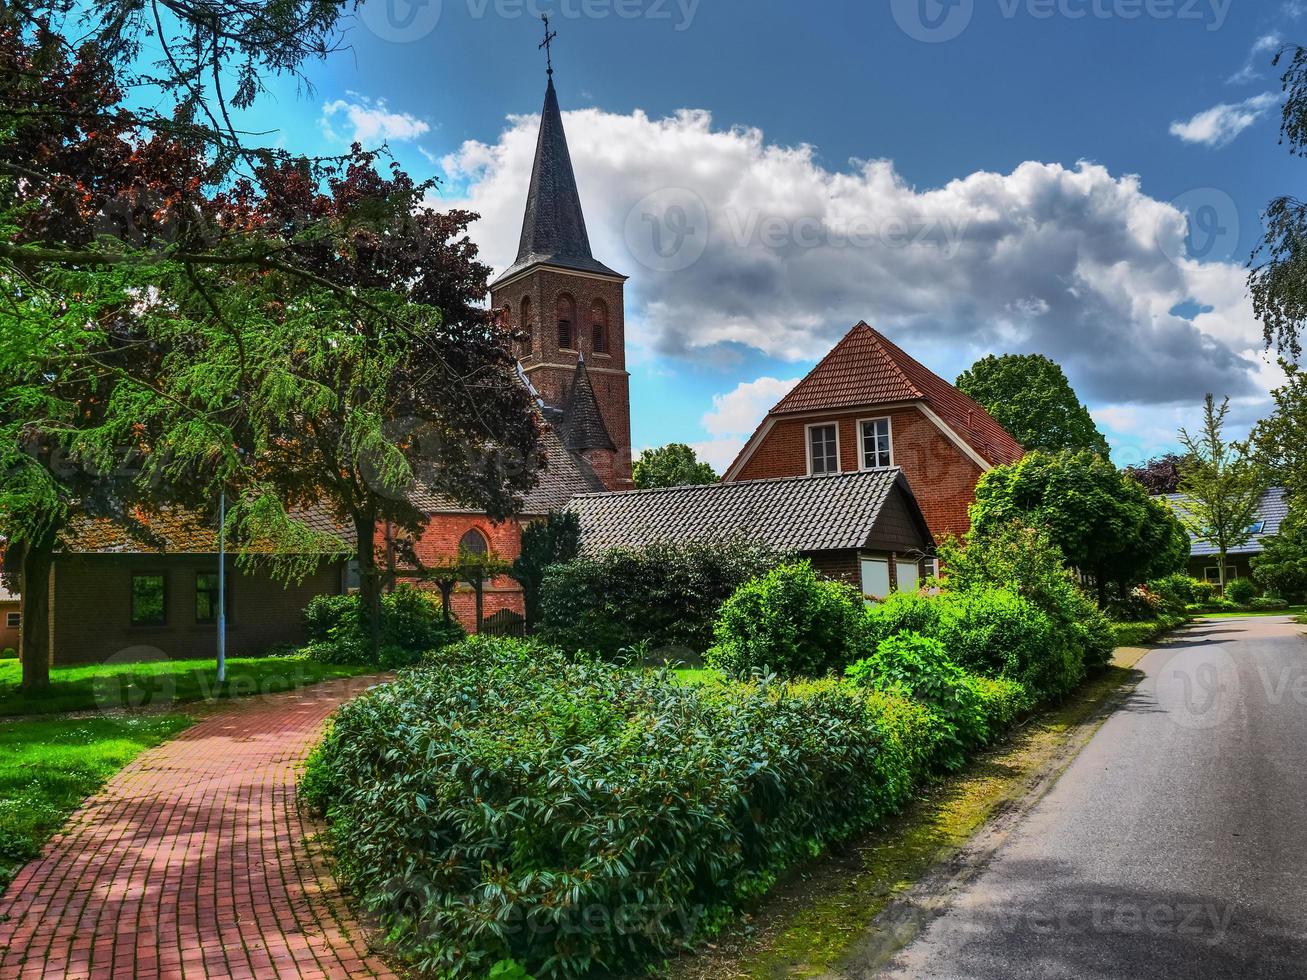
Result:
[569, 468, 924, 555]
[1164, 487, 1289, 557]
[409, 419, 605, 516]
[491, 78, 622, 286]
[65, 502, 355, 556]
[763, 322, 1025, 469]
[561, 357, 615, 452]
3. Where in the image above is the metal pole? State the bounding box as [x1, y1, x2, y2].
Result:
[217, 490, 226, 684]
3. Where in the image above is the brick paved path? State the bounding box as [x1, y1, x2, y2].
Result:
[0, 677, 398, 979]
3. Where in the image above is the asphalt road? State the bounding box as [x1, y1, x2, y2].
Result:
[877, 616, 1307, 980]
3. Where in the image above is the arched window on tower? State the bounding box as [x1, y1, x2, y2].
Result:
[590, 298, 610, 355]
[459, 528, 488, 556]
[520, 296, 533, 350]
[556, 294, 576, 351]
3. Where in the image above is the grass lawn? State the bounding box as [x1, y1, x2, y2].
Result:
[0, 714, 194, 890]
[0, 656, 379, 718]
[1197, 606, 1307, 620]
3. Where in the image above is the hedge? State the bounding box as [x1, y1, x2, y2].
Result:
[303, 637, 938, 978]
[707, 560, 867, 678]
[301, 584, 464, 667]
[537, 536, 789, 658]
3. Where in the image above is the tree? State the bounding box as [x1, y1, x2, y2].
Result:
[1123, 453, 1190, 495]
[1173, 395, 1268, 593]
[955, 354, 1110, 457]
[969, 449, 1189, 604]
[1249, 43, 1307, 359]
[1251, 511, 1307, 599]
[511, 511, 581, 630]
[632, 443, 717, 489]
[1250, 362, 1307, 507]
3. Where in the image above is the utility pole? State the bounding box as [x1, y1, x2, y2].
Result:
[217, 490, 226, 684]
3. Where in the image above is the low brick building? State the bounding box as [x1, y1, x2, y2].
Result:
[569, 468, 934, 598]
[723, 322, 1024, 545]
[0, 581, 18, 654]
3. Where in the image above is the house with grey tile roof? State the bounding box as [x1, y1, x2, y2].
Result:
[1164, 487, 1289, 583]
[569, 469, 936, 598]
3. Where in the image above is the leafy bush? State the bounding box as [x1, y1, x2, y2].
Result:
[1225, 577, 1259, 605]
[940, 521, 1113, 674]
[0, 648, 15, 660]
[302, 584, 463, 666]
[304, 638, 937, 978]
[1191, 579, 1218, 604]
[846, 632, 986, 769]
[1148, 574, 1203, 614]
[1250, 596, 1290, 611]
[538, 536, 789, 658]
[864, 587, 1081, 701]
[969, 675, 1034, 731]
[707, 561, 867, 678]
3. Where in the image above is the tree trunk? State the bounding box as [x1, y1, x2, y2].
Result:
[353, 511, 382, 657]
[18, 529, 58, 692]
[1218, 548, 1228, 594]
[1096, 566, 1108, 608]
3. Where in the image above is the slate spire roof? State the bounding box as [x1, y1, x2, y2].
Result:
[492, 77, 622, 285]
[562, 355, 616, 452]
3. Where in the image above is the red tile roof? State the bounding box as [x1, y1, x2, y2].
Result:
[758, 322, 1023, 469]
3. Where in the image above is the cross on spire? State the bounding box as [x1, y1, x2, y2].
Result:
[539, 14, 557, 77]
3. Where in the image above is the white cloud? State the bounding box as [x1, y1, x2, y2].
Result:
[442, 103, 1274, 421]
[1228, 34, 1282, 84]
[321, 94, 430, 146]
[690, 438, 747, 474]
[701, 376, 800, 437]
[1169, 93, 1279, 147]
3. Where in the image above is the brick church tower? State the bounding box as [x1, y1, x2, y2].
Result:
[490, 70, 633, 491]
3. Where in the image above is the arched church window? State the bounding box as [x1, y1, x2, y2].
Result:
[556, 294, 576, 351]
[520, 296, 533, 349]
[590, 298, 609, 355]
[459, 528, 488, 556]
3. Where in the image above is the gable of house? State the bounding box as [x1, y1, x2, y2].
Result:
[722, 322, 1024, 541]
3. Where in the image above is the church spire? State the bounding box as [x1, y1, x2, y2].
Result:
[491, 28, 622, 287]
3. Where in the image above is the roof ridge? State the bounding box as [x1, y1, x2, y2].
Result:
[572, 466, 902, 500]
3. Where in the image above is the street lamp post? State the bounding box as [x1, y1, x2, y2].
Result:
[217, 490, 226, 685]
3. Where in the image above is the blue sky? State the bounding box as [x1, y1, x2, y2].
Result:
[176, 0, 1305, 470]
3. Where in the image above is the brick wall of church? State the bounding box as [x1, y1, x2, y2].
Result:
[492, 267, 633, 490]
[395, 513, 526, 633]
[730, 405, 984, 541]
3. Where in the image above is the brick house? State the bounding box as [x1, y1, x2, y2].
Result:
[569, 468, 934, 597]
[0, 581, 18, 654]
[723, 322, 1024, 546]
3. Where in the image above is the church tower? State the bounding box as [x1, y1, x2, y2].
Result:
[490, 59, 633, 492]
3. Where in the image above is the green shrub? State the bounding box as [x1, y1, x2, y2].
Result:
[302, 584, 463, 666]
[1250, 595, 1290, 611]
[304, 638, 937, 978]
[1148, 573, 1202, 613]
[538, 536, 789, 658]
[707, 561, 867, 678]
[1225, 577, 1259, 605]
[1191, 579, 1218, 604]
[968, 675, 1034, 731]
[0, 648, 15, 660]
[846, 632, 985, 769]
[864, 587, 1081, 701]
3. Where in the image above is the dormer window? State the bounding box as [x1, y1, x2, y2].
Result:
[807, 423, 839, 475]
[860, 418, 893, 469]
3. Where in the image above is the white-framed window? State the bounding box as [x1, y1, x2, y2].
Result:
[1203, 565, 1237, 583]
[860, 557, 891, 601]
[895, 559, 920, 593]
[806, 422, 840, 476]
[4, 612, 18, 630]
[859, 417, 893, 469]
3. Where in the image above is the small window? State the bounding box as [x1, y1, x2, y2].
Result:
[860, 557, 891, 601]
[808, 424, 839, 475]
[460, 528, 489, 556]
[5, 612, 18, 630]
[195, 572, 232, 625]
[895, 559, 920, 593]
[556, 294, 577, 350]
[131, 574, 167, 626]
[1248, 520, 1266, 534]
[591, 298, 609, 354]
[860, 418, 893, 469]
[520, 296, 534, 348]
